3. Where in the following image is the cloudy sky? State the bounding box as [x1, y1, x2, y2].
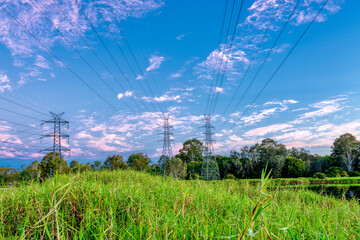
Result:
[0, 0, 359, 167]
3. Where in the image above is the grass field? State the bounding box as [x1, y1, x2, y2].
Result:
[1, 170, 359, 239]
[244, 176, 360, 185]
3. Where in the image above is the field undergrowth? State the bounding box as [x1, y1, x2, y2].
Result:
[1, 170, 359, 239]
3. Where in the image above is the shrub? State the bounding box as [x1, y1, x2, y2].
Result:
[281, 157, 305, 178]
[224, 174, 236, 180]
[348, 171, 360, 177]
[313, 172, 326, 179]
[325, 167, 348, 177]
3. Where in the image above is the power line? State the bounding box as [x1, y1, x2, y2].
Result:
[221, 0, 329, 133]
[28, 0, 137, 114]
[0, 107, 42, 121]
[4, 91, 54, 114]
[206, 0, 237, 115]
[50, 0, 143, 114]
[74, 0, 155, 113]
[95, 0, 165, 113]
[112, 2, 167, 112]
[0, 4, 120, 113]
[221, 0, 284, 117]
[204, 0, 230, 115]
[0, 118, 40, 130]
[0, 95, 50, 117]
[209, 0, 245, 115]
[220, 0, 301, 127]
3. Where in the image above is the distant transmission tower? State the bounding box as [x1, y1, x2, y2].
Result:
[201, 114, 220, 180]
[40, 112, 70, 162]
[158, 114, 173, 176]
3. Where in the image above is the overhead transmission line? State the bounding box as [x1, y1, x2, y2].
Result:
[119, 5, 167, 111]
[209, 0, 245, 115]
[221, 0, 284, 117]
[0, 95, 50, 117]
[205, 0, 237, 115]
[204, 0, 230, 115]
[90, 0, 164, 114]
[50, 0, 144, 114]
[27, 0, 138, 115]
[0, 107, 43, 121]
[220, 0, 329, 133]
[0, 118, 40, 130]
[0, 4, 122, 114]
[74, 0, 159, 113]
[218, 0, 300, 130]
[3, 92, 54, 114]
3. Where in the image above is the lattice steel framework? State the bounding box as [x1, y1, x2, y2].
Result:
[158, 114, 173, 176]
[201, 114, 220, 180]
[40, 112, 70, 159]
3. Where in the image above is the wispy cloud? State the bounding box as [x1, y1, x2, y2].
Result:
[176, 32, 189, 41]
[146, 55, 165, 71]
[195, 0, 343, 85]
[34, 55, 50, 69]
[170, 68, 185, 79]
[0, 72, 11, 92]
[299, 97, 346, 119]
[117, 90, 133, 100]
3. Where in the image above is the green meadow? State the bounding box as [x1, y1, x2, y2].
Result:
[1, 170, 359, 239]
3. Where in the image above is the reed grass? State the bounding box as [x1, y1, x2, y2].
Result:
[0, 170, 359, 239]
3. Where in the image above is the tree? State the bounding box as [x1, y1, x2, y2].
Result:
[176, 138, 204, 163]
[282, 157, 305, 178]
[0, 167, 21, 184]
[288, 147, 316, 176]
[91, 161, 102, 171]
[128, 153, 150, 171]
[165, 157, 187, 180]
[252, 138, 287, 177]
[216, 155, 230, 179]
[268, 155, 285, 178]
[39, 152, 69, 181]
[103, 155, 127, 170]
[331, 133, 359, 171]
[21, 161, 40, 181]
[186, 161, 202, 179]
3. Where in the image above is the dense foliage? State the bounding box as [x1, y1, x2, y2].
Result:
[2, 132, 360, 185]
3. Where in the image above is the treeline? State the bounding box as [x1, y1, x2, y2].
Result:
[1, 133, 360, 185]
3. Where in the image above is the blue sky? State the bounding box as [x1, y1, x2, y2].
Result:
[0, 0, 359, 168]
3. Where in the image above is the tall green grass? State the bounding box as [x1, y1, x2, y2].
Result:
[0, 170, 359, 239]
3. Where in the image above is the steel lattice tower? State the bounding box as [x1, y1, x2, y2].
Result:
[40, 112, 70, 160]
[201, 114, 220, 180]
[158, 114, 173, 176]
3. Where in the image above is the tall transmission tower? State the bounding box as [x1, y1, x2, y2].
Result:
[158, 114, 173, 176]
[40, 112, 70, 160]
[201, 114, 220, 180]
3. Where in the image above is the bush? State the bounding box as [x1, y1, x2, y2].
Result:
[313, 172, 326, 179]
[281, 157, 305, 178]
[348, 171, 360, 177]
[325, 167, 348, 178]
[224, 174, 236, 180]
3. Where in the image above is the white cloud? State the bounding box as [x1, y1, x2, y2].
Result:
[136, 75, 144, 80]
[117, 91, 133, 100]
[299, 97, 346, 119]
[143, 94, 181, 103]
[214, 87, 224, 93]
[176, 33, 189, 41]
[170, 67, 185, 79]
[195, 47, 249, 79]
[34, 55, 50, 69]
[146, 55, 164, 71]
[0, 73, 11, 92]
[244, 123, 293, 137]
